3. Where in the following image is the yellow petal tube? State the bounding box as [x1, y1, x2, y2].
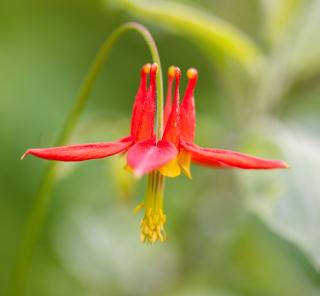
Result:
[159, 157, 181, 177]
[178, 150, 192, 179]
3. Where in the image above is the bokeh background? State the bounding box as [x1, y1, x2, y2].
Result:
[1, 0, 320, 295]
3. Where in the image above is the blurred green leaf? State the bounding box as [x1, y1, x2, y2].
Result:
[171, 287, 237, 296]
[52, 206, 178, 295]
[260, 0, 304, 46]
[108, 0, 263, 72]
[107, 155, 136, 203]
[252, 1, 320, 115]
[259, 0, 320, 93]
[239, 121, 320, 269]
[288, 0, 320, 80]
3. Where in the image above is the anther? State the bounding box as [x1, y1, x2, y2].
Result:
[134, 203, 145, 213]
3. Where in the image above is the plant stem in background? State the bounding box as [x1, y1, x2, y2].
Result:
[10, 22, 164, 296]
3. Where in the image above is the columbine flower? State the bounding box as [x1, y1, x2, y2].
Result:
[22, 64, 288, 244]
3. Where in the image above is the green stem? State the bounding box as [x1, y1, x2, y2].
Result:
[10, 22, 163, 296]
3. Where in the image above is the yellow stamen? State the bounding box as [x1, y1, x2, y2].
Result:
[159, 157, 181, 177]
[178, 151, 192, 179]
[134, 203, 144, 213]
[137, 172, 167, 244]
[140, 207, 166, 244]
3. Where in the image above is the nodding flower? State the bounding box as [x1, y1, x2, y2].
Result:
[22, 64, 288, 244]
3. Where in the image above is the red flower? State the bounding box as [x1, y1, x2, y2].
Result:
[22, 64, 288, 244]
[22, 63, 178, 175]
[157, 67, 288, 178]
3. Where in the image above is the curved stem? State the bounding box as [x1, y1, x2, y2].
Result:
[10, 22, 164, 296]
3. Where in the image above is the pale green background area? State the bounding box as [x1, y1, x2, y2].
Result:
[1, 0, 320, 295]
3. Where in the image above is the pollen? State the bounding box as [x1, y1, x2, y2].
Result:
[140, 207, 167, 244]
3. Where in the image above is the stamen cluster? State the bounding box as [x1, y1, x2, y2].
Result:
[140, 207, 166, 243]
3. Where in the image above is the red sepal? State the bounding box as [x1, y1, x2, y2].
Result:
[127, 139, 178, 177]
[22, 136, 134, 162]
[181, 141, 289, 169]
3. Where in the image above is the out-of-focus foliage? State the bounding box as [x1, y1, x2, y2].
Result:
[261, 0, 303, 46]
[288, 0, 320, 80]
[240, 121, 320, 269]
[1, 0, 320, 295]
[109, 0, 263, 72]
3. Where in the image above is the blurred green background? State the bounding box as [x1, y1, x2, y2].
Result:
[1, 0, 320, 295]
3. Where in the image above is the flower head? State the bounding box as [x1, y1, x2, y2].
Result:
[22, 64, 288, 244]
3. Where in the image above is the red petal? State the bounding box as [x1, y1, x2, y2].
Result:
[21, 136, 134, 162]
[135, 63, 157, 141]
[180, 69, 198, 143]
[130, 64, 150, 138]
[181, 141, 289, 169]
[127, 139, 178, 177]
